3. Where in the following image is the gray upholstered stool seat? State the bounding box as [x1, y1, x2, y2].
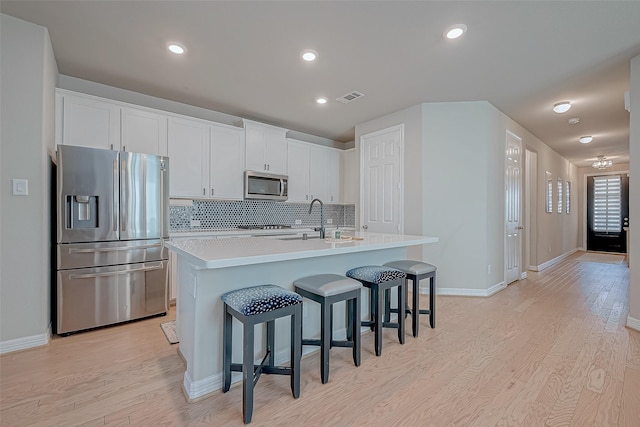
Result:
[346, 266, 407, 356]
[384, 260, 437, 337]
[221, 285, 303, 424]
[294, 274, 362, 383]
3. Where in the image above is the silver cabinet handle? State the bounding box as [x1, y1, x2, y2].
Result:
[211, 188, 214, 196]
[362, 225, 368, 230]
[264, 163, 267, 170]
[516, 226, 524, 230]
[123, 145, 126, 152]
[203, 188, 206, 196]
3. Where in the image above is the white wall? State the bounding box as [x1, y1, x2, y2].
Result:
[628, 54, 640, 328]
[0, 14, 58, 350]
[354, 100, 580, 295]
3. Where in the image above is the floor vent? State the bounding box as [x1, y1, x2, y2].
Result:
[336, 91, 365, 104]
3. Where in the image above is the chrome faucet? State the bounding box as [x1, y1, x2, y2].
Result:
[308, 198, 325, 238]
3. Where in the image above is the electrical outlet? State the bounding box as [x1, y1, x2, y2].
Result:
[326, 218, 333, 224]
[295, 219, 302, 225]
[190, 219, 201, 227]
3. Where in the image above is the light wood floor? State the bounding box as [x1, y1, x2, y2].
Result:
[1, 252, 638, 426]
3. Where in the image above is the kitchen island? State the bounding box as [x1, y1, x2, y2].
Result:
[166, 232, 438, 400]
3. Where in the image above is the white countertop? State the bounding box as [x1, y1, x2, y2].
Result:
[166, 232, 438, 269]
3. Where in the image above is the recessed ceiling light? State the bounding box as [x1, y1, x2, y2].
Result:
[168, 43, 185, 55]
[316, 97, 328, 105]
[568, 117, 581, 125]
[445, 24, 467, 39]
[579, 136, 593, 144]
[553, 101, 571, 113]
[301, 50, 318, 62]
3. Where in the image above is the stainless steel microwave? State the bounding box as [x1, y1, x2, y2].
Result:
[244, 171, 288, 201]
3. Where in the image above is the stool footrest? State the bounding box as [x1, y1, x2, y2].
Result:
[302, 338, 355, 348]
[389, 307, 431, 315]
[229, 363, 293, 377]
[361, 320, 401, 329]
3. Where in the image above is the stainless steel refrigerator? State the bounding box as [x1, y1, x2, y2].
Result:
[55, 145, 169, 335]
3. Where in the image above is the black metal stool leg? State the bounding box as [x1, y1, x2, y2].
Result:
[291, 306, 302, 398]
[384, 288, 391, 323]
[320, 299, 331, 384]
[430, 275, 436, 328]
[353, 297, 361, 366]
[374, 285, 383, 356]
[397, 281, 406, 344]
[412, 277, 420, 337]
[223, 308, 233, 392]
[266, 320, 275, 366]
[242, 321, 255, 424]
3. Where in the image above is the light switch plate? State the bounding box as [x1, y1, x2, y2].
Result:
[12, 179, 28, 196]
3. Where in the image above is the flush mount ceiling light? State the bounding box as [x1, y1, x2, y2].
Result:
[553, 101, 571, 113]
[316, 97, 328, 105]
[301, 49, 318, 62]
[168, 43, 185, 55]
[568, 117, 581, 125]
[444, 24, 467, 39]
[579, 136, 593, 144]
[592, 156, 613, 169]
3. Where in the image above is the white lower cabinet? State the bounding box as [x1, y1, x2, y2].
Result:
[287, 139, 342, 203]
[168, 117, 244, 199]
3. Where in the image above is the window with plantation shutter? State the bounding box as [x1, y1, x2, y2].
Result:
[592, 175, 621, 233]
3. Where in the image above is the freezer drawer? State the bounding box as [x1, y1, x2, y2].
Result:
[56, 260, 168, 334]
[58, 239, 167, 270]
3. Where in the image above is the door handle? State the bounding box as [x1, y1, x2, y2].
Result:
[516, 226, 524, 230]
[68, 243, 162, 253]
[362, 225, 368, 230]
[69, 263, 164, 279]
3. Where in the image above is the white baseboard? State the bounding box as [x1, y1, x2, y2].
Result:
[627, 316, 640, 332]
[434, 281, 506, 297]
[0, 328, 50, 355]
[531, 248, 579, 272]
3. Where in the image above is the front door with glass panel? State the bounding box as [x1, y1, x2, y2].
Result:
[587, 174, 629, 253]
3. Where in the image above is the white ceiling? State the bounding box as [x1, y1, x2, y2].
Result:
[3, 1, 640, 167]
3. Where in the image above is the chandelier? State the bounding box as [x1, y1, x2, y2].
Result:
[592, 156, 613, 169]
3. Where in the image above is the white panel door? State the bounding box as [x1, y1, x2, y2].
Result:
[168, 117, 209, 198]
[505, 130, 523, 285]
[62, 94, 120, 150]
[210, 125, 245, 200]
[360, 125, 403, 234]
[121, 107, 168, 156]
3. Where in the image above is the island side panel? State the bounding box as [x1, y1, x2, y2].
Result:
[178, 246, 407, 401]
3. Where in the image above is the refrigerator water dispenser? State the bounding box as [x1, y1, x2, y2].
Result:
[66, 195, 98, 229]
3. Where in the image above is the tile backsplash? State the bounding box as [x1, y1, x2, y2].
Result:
[170, 199, 355, 233]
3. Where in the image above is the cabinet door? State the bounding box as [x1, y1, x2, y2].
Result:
[264, 128, 288, 175]
[62, 94, 120, 150]
[210, 125, 245, 200]
[287, 141, 310, 202]
[168, 117, 210, 198]
[308, 145, 328, 201]
[245, 125, 266, 171]
[121, 107, 168, 156]
[326, 149, 341, 203]
[342, 149, 358, 203]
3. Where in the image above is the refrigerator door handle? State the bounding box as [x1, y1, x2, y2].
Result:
[120, 159, 128, 232]
[68, 243, 163, 254]
[113, 159, 118, 232]
[68, 263, 164, 279]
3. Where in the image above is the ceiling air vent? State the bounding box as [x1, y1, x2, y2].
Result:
[336, 91, 365, 104]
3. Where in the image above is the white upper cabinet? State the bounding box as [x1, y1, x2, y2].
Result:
[287, 141, 310, 202]
[244, 120, 288, 175]
[341, 149, 357, 204]
[209, 125, 245, 199]
[121, 107, 168, 156]
[287, 139, 342, 203]
[168, 116, 245, 200]
[60, 92, 120, 150]
[168, 117, 210, 198]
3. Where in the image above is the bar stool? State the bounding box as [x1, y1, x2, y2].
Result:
[345, 266, 406, 356]
[383, 260, 437, 337]
[294, 274, 362, 384]
[221, 284, 303, 424]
